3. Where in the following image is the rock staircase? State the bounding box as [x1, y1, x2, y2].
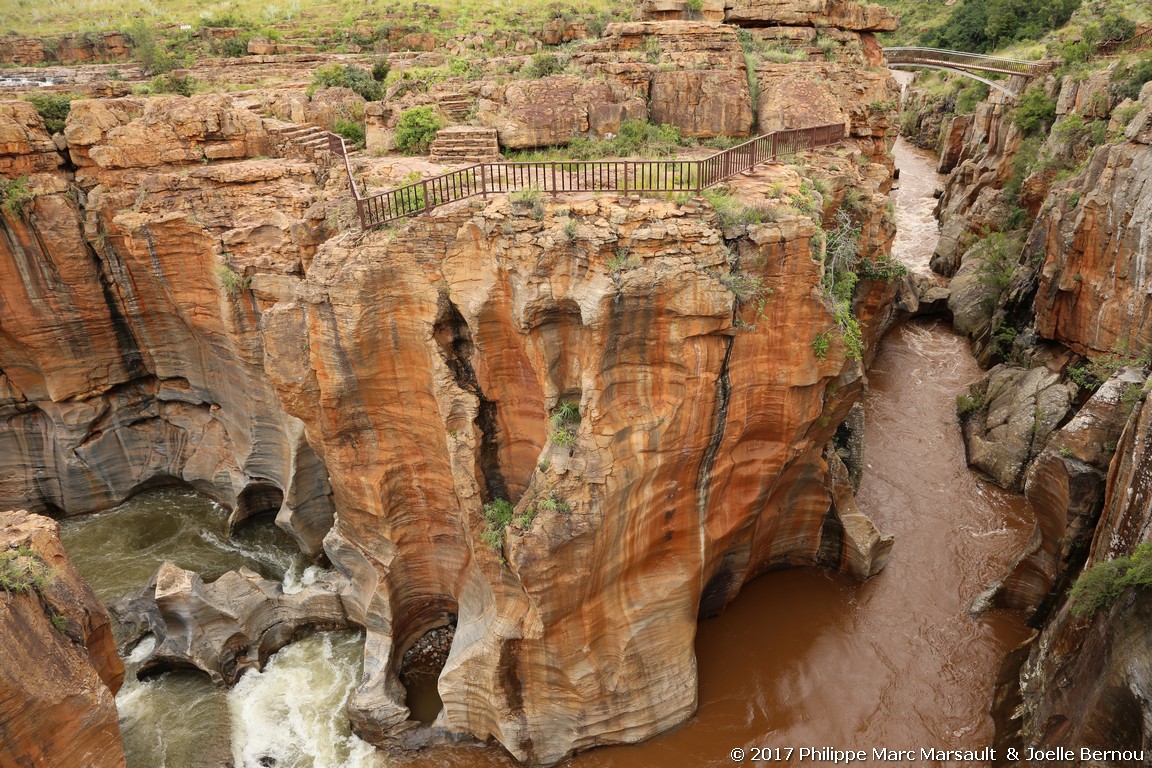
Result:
[428, 126, 500, 165]
[236, 98, 336, 164]
[437, 93, 475, 120]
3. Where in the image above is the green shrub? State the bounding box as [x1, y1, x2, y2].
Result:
[150, 73, 197, 96]
[334, 117, 366, 148]
[923, 0, 1081, 53]
[974, 232, 1021, 298]
[372, 57, 391, 82]
[858, 256, 909, 282]
[481, 498, 515, 551]
[956, 391, 986, 419]
[218, 36, 251, 57]
[216, 263, 250, 295]
[1053, 114, 1108, 147]
[720, 273, 768, 302]
[23, 93, 72, 134]
[525, 52, 567, 78]
[551, 400, 580, 427]
[954, 81, 990, 114]
[1067, 349, 1151, 391]
[1, 176, 33, 216]
[1014, 86, 1057, 135]
[1113, 102, 1143, 129]
[127, 20, 184, 74]
[393, 105, 441, 155]
[702, 189, 778, 229]
[309, 63, 383, 101]
[1111, 56, 1152, 102]
[812, 331, 832, 360]
[0, 546, 53, 593]
[1099, 13, 1136, 43]
[1069, 542, 1152, 617]
[197, 10, 250, 29]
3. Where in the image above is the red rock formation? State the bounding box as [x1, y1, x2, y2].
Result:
[725, 0, 897, 31]
[0, 31, 131, 66]
[0, 95, 334, 556]
[0, 30, 900, 760]
[1005, 374, 1152, 756]
[255, 180, 896, 761]
[573, 22, 755, 139]
[0, 510, 126, 768]
[1031, 105, 1152, 356]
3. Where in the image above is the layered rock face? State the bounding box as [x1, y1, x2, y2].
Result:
[919, 60, 1152, 758]
[0, 31, 131, 66]
[259, 188, 896, 762]
[1, 23, 899, 760]
[0, 95, 335, 557]
[0, 510, 126, 768]
[571, 21, 756, 139]
[1007, 375, 1152, 757]
[1029, 99, 1152, 357]
[724, 0, 897, 31]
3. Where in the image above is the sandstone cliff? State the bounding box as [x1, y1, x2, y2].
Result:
[911, 57, 1152, 759]
[1, 19, 899, 759]
[0, 509, 126, 768]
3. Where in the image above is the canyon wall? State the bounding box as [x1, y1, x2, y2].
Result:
[1, 8, 900, 761]
[0, 509, 126, 768]
[903, 62, 1152, 759]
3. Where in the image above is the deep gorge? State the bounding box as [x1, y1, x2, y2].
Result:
[3, 2, 1152, 766]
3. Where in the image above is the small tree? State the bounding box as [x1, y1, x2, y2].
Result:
[394, 106, 442, 155]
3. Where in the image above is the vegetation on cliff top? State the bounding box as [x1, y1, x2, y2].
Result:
[4, 0, 629, 47]
[1069, 543, 1152, 617]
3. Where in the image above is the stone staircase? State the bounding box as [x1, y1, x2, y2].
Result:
[237, 99, 336, 164]
[270, 122, 335, 162]
[437, 93, 475, 120]
[428, 126, 500, 165]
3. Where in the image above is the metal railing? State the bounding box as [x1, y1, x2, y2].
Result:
[1100, 27, 1152, 55]
[883, 47, 1044, 77]
[327, 123, 846, 230]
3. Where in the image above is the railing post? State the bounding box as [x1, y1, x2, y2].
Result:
[481, 164, 487, 199]
[623, 161, 629, 196]
[550, 162, 557, 197]
[357, 198, 365, 229]
[422, 180, 431, 214]
[695, 159, 702, 195]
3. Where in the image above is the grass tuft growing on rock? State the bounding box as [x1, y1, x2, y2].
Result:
[0, 546, 54, 594]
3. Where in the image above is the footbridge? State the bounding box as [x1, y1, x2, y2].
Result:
[883, 47, 1048, 98]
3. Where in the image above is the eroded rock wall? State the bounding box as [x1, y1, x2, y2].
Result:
[0, 510, 126, 768]
[1, 52, 898, 763]
[256, 187, 896, 762]
[0, 95, 335, 556]
[920, 60, 1152, 757]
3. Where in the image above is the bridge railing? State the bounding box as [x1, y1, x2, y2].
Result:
[884, 47, 1042, 76]
[330, 123, 845, 230]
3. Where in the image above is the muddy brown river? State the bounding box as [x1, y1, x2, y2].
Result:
[59, 137, 1034, 768]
